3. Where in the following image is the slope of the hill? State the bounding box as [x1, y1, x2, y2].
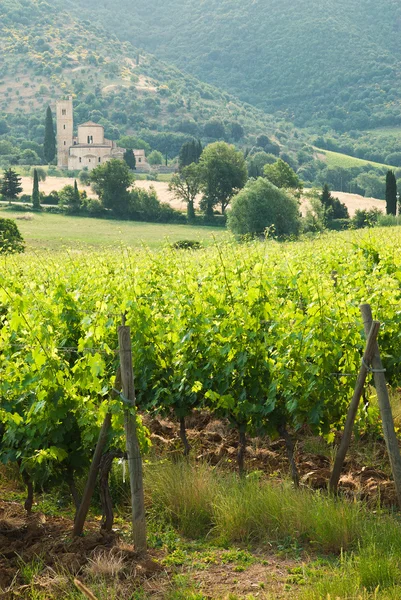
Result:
[66, 0, 401, 131]
[0, 0, 306, 161]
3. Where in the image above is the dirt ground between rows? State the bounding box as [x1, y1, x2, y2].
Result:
[0, 413, 397, 598]
[19, 176, 385, 216]
[0, 498, 297, 599]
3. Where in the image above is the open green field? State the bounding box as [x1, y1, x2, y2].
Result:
[0, 208, 226, 251]
[317, 148, 394, 170]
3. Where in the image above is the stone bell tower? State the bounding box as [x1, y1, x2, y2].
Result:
[56, 96, 73, 169]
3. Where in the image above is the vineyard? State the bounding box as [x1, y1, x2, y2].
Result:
[2, 231, 401, 492]
[2, 229, 401, 597]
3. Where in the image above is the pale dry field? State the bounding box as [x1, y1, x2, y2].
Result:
[301, 190, 385, 217]
[19, 176, 189, 211]
[20, 176, 385, 216]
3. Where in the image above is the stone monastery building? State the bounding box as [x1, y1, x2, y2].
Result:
[56, 97, 146, 171]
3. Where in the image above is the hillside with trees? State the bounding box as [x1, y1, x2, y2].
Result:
[0, 0, 309, 167]
[66, 0, 401, 132]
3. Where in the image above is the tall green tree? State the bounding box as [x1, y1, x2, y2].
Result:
[178, 140, 203, 170]
[123, 148, 136, 170]
[90, 159, 133, 216]
[263, 159, 302, 193]
[0, 169, 23, 204]
[43, 106, 56, 164]
[32, 169, 40, 210]
[386, 170, 397, 216]
[198, 142, 248, 217]
[169, 163, 201, 221]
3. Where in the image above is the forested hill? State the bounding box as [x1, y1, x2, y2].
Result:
[65, 0, 401, 131]
[0, 0, 302, 158]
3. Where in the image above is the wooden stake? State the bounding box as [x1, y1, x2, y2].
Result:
[73, 368, 121, 537]
[73, 412, 112, 536]
[118, 325, 147, 553]
[360, 303, 401, 508]
[329, 318, 380, 494]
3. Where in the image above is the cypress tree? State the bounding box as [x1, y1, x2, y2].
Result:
[32, 169, 40, 210]
[43, 106, 56, 164]
[386, 170, 397, 215]
[71, 180, 81, 211]
[123, 148, 136, 170]
[179, 139, 203, 171]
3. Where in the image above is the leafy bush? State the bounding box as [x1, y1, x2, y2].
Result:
[228, 177, 301, 238]
[0, 217, 24, 253]
[327, 218, 350, 231]
[171, 240, 202, 249]
[351, 208, 382, 229]
[377, 214, 400, 227]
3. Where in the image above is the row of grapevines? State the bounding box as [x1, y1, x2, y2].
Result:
[1, 230, 401, 491]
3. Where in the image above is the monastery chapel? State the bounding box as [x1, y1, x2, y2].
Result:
[56, 96, 146, 171]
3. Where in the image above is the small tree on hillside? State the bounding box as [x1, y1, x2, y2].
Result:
[43, 106, 56, 164]
[124, 148, 136, 171]
[386, 170, 397, 215]
[169, 163, 201, 221]
[32, 169, 40, 210]
[198, 141, 248, 217]
[228, 177, 300, 238]
[0, 169, 23, 204]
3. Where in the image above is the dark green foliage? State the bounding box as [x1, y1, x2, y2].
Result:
[171, 239, 202, 249]
[32, 168, 40, 210]
[230, 122, 244, 141]
[43, 106, 56, 164]
[178, 139, 203, 170]
[0, 218, 24, 253]
[90, 159, 133, 216]
[320, 184, 350, 223]
[80, 0, 401, 132]
[203, 119, 225, 140]
[247, 151, 277, 178]
[123, 148, 136, 170]
[198, 142, 248, 217]
[351, 208, 381, 229]
[228, 177, 301, 238]
[0, 168, 22, 202]
[72, 180, 81, 212]
[327, 218, 350, 231]
[385, 170, 397, 215]
[321, 184, 332, 210]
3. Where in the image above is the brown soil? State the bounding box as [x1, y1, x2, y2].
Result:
[146, 413, 397, 506]
[0, 415, 396, 598]
[0, 497, 298, 599]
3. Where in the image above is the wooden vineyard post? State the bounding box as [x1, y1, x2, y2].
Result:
[73, 412, 112, 536]
[118, 325, 147, 553]
[360, 303, 401, 509]
[73, 368, 121, 537]
[329, 318, 380, 494]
